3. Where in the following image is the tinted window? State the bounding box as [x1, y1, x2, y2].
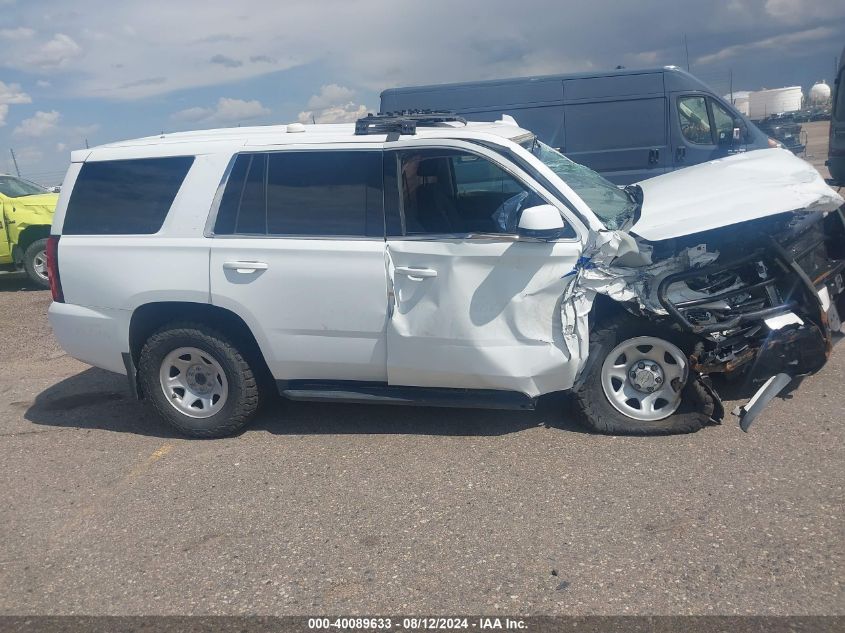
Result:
[214, 151, 382, 237]
[398, 149, 543, 234]
[64, 157, 194, 235]
[238, 154, 268, 234]
[678, 96, 713, 144]
[267, 152, 380, 236]
[564, 98, 666, 151]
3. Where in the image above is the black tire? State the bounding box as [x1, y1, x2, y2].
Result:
[572, 318, 716, 435]
[23, 238, 50, 289]
[138, 322, 260, 438]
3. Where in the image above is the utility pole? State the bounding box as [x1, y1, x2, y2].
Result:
[84, 138, 89, 149]
[683, 34, 690, 72]
[9, 148, 21, 177]
[729, 69, 733, 104]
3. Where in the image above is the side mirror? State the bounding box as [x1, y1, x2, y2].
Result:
[517, 204, 566, 240]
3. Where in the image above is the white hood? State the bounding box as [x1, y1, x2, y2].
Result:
[631, 148, 844, 242]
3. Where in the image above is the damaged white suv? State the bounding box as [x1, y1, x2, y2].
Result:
[47, 112, 845, 437]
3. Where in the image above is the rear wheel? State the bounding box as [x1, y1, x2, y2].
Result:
[23, 238, 50, 289]
[573, 319, 714, 435]
[138, 322, 260, 438]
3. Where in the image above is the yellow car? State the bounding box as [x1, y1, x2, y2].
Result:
[0, 174, 59, 288]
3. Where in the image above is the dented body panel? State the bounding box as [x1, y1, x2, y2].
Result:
[0, 192, 57, 265]
[631, 149, 842, 241]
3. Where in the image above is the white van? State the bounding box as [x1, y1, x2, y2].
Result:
[47, 113, 845, 437]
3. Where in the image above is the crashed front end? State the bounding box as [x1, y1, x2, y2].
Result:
[564, 148, 845, 431]
[657, 209, 845, 390]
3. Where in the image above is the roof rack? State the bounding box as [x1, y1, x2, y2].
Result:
[354, 110, 467, 136]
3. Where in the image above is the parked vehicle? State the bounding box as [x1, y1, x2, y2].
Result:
[828, 45, 845, 185]
[756, 114, 806, 155]
[0, 174, 58, 287]
[47, 113, 844, 438]
[380, 67, 773, 184]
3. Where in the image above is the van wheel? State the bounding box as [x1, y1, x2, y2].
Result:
[572, 319, 713, 435]
[138, 322, 260, 438]
[23, 238, 50, 288]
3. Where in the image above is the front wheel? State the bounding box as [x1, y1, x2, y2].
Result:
[572, 320, 715, 435]
[23, 238, 50, 288]
[138, 323, 260, 438]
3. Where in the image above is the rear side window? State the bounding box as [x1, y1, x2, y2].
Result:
[63, 157, 194, 235]
[213, 150, 383, 237]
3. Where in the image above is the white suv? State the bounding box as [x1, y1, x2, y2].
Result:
[47, 113, 845, 437]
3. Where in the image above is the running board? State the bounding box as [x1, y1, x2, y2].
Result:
[277, 380, 536, 410]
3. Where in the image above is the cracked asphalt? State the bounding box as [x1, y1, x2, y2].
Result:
[0, 123, 842, 615]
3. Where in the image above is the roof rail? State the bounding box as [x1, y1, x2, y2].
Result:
[354, 110, 466, 136]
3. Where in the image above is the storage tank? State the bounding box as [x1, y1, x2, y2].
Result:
[809, 80, 831, 104]
[724, 91, 751, 116]
[748, 86, 803, 119]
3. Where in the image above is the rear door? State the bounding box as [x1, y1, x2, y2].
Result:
[383, 140, 586, 397]
[209, 148, 389, 383]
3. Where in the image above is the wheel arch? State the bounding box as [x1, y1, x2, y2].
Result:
[13, 225, 51, 263]
[128, 301, 273, 398]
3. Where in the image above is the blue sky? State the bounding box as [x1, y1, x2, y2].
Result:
[1, 0, 843, 185]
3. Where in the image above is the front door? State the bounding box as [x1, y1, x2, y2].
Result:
[209, 149, 389, 383]
[384, 143, 585, 397]
[673, 94, 743, 169]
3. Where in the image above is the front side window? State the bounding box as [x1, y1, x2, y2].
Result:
[710, 99, 739, 144]
[63, 156, 194, 235]
[397, 149, 543, 235]
[214, 150, 382, 237]
[678, 96, 713, 145]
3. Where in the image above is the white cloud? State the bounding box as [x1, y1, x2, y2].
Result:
[0, 81, 32, 127]
[298, 103, 368, 124]
[36, 80, 52, 88]
[25, 33, 82, 69]
[764, 0, 845, 24]
[298, 85, 368, 124]
[696, 26, 837, 65]
[14, 110, 61, 137]
[0, 81, 32, 105]
[0, 27, 35, 40]
[173, 97, 271, 125]
[307, 84, 356, 110]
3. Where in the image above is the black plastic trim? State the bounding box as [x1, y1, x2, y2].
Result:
[277, 380, 536, 410]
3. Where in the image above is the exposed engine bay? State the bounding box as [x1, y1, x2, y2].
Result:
[565, 206, 845, 430]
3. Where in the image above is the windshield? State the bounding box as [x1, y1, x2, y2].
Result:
[0, 175, 47, 198]
[520, 138, 637, 229]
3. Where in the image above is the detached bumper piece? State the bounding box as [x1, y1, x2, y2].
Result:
[732, 373, 793, 432]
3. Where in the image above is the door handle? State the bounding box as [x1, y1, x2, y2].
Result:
[223, 261, 269, 273]
[675, 146, 686, 162]
[648, 148, 660, 164]
[395, 266, 437, 279]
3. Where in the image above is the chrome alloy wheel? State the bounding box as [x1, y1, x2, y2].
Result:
[600, 336, 688, 422]
[158, 347, 228, 418]
[32, 249, 48, 281]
